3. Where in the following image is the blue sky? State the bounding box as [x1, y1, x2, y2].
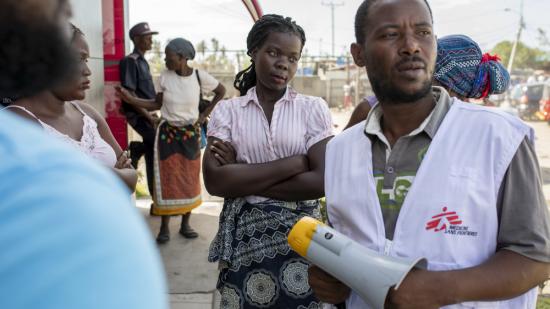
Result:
[129, 0, 550, 55]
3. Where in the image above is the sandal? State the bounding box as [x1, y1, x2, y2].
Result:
[179, 227, 198, 239]
[156, 230, 170, 244]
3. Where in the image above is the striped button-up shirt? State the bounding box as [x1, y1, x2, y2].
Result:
[207, 86, 333, 203]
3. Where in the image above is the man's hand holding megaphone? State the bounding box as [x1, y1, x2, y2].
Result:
[308, 265, 351, 304]
[383, 269, 443, 309]
[308, 265, 443, 309]
[288, 217, 433, 308]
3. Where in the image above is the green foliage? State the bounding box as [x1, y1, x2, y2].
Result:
[135, 181, 150, 198]
[538, 296, 550, 309]
[195, 38, 235, 73]
[147, 39, 165, 75]
[491, 40, 550, 71]
[196, 40, 207, 56]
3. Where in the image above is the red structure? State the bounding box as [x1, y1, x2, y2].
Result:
[241, 0, 263, 21]
[102, 0, 128, 149]
[102, 0, 262, 148]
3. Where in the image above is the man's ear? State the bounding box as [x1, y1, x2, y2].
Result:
[350, 43, 366, 68]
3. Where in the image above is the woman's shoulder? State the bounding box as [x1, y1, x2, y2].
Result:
[213, 97, 243, 111]
[159, 69, 174, 78]
[196, 69, 219, 83]
[72, 101, 104, 126]
[73, 101, 98, 116]
[196, 68, 212, 76]
[3, 104, 42, 125]
[292, 91, 329, 109]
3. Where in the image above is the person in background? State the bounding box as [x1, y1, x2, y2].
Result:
[0, 0, 167, 308]
[344, 34, 510, 129]
[6, 24, 137, 190]
[204, 14, 333, 308]
[311, 0, 550, 308]
[119, 22, 158, 199]
[117, 37, 226, 243]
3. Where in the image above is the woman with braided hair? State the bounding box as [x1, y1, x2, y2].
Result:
[204, 14, 332, 308]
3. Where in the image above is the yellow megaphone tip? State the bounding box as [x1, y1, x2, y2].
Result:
[288, 216, 324, 258]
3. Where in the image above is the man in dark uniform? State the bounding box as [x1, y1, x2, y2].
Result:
[119, 22, 158, 200]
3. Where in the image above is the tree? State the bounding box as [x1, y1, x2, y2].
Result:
[491, 40, 549, 71]
[211, 38, 220, 57]
[537, 28, 550, 49]
[196, 40, 208, 57]
[147, 39, 164, 75]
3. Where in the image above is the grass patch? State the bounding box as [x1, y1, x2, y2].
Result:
[135, 182, 150, 199]
[538, 295, 550, 309]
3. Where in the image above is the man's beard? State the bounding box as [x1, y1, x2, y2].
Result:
[369, 72, 433, 104]
[0, 2, 77, 98]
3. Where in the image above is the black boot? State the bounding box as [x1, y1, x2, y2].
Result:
[179, 213, 198, 238]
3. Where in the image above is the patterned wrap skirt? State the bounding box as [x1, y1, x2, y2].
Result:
[152, 120, 202, 216]
[208, 198, 322, 309]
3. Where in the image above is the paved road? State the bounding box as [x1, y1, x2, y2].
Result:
[529, 121, 550, 204]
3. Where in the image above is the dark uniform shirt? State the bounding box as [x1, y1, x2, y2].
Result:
[119, 49, 156, 125]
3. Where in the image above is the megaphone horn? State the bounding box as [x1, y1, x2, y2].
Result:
[288, 216, 426, 309]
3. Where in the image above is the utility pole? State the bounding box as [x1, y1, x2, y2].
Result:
[322, 0, 344, 57]
[506, 0, 525, 74]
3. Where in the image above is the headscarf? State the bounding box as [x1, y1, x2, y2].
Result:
[435, 34, 509, 99]
[166, 38, 195, 60]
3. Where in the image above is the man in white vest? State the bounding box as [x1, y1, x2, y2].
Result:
[309, 0, 550, 308]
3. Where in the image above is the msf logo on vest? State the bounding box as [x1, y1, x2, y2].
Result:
[425, 207, 478, 237]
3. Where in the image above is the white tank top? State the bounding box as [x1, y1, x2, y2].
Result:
[5, 102, 117, 167]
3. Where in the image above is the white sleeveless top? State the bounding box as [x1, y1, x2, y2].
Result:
[5, 103, 117, 167]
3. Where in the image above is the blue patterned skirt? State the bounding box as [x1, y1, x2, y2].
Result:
[208, 198, 322, 309]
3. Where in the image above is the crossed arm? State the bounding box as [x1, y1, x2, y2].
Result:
[202, 136, 331, 201]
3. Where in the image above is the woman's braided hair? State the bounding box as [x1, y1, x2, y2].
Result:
[234, 14, 306, 96]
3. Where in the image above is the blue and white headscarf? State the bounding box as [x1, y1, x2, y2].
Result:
[435, 34, 509, 99]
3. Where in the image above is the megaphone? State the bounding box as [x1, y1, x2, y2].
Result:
[288, 217, 426, 309]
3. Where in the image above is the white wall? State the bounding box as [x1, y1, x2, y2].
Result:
[70, 0, 105, 115]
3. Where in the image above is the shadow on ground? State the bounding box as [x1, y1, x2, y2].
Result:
[139, 208, 219, 294]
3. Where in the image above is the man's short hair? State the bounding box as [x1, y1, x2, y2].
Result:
[354, 0, 434, 44]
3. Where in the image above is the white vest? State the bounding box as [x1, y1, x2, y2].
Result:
[325, 100, 537, 309]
